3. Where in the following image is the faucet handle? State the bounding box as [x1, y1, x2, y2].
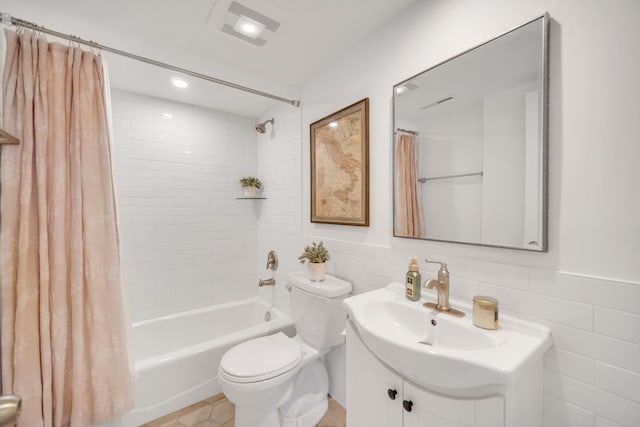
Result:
[425, 259, 447, 268]
[266, 250, 279, 271]
[425, 259, 449, 276]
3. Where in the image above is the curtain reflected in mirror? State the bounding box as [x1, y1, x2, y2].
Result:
[394, 130, 423, 238]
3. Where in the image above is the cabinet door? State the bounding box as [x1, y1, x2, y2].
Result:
[346, 322, 403, 427]
[346, 322, 504, 427]
[403, 381, 504, 427]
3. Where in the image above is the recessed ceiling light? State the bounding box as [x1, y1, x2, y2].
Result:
[396, 82, 418, 96]
[162, 113, 173, 119]
[329, 122, 338, 128]
[171, 77, 188, 88]
[233, 15, 265, 39]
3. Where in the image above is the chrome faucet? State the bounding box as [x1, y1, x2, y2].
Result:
[423, 259, 464, 317]
[258, 250, 278, 287]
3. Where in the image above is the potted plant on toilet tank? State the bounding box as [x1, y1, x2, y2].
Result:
[240, 176, 262, 198]
[298, 241, 330, 281]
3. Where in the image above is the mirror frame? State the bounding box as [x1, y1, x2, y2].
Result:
[392, 13, 549, 252]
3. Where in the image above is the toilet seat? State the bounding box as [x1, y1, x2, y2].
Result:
[219, 332, 302, 383]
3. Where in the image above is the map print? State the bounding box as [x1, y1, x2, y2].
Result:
[313, 110, 364, 220]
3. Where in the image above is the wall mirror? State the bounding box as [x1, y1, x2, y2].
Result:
[393, 14, 549, 251]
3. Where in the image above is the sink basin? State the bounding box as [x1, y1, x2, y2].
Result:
[344, 283, 551, 394]
[371, 298, 500, 351]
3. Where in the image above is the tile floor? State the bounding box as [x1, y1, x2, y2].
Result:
[140, 393, 346, 427]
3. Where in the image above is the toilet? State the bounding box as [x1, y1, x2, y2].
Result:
[218, 271, 352, 427]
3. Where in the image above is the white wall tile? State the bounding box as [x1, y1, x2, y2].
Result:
[542, 321, 640, 375]
[451, 260, 530, 290]
[111, 90, 259, 321]
[595, 308, 640, 345]
[590, 335, 640, 376]
[544, 348, 596, 385]
[596, 363, 640, 404]
[593, 387, 640, 427]
[543, 417, 565, 427]
[525, 293, 593, 331]
[529, 270, 594, 305]
[543, 393, 595, 427]
[595, 416, 625, 427]
[530, 270, 640, 316]
[590, 279, 640, 317]
[475, 281, 529, 316]
[544, 371, 597, 412]
[545, 371, 640, 427]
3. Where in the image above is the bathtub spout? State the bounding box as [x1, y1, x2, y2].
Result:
[258, 278, 276, 287]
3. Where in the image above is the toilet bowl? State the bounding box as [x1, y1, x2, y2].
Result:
[217, 272, 352, 427]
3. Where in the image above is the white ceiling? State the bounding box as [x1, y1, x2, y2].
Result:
[2, 0, 418, 117]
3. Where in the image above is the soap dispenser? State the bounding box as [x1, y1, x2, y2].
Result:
[405, 256, 421, 301]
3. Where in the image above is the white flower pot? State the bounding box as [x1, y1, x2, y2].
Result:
[243, 186, 258, 198]
[308, 262, 326, 281]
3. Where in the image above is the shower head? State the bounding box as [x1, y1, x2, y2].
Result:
[255, 118, 274, 134]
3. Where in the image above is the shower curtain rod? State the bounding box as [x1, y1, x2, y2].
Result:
[0, 12, 301, 107]
[395, 128, 418, 135]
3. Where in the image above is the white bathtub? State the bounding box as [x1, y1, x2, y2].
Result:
[114, 297, 294, 427]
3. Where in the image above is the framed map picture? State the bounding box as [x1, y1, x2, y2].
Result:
[310, 98, 369, 226]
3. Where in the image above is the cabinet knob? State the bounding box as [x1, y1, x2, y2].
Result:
[403, 399, 413, 412]
[387, 389, 398, 400]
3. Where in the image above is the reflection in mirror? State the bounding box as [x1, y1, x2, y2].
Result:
[393, 14, 549, 251]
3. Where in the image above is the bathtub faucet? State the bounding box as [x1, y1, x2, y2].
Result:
[258, 250, 278, 287]
[258, 278, 276, 287]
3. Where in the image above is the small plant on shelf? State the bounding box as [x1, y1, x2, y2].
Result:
[240, 176, 263, 189]
[240, 176, 262, 197]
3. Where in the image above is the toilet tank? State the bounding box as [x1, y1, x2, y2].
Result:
[288, 272, 352, 349]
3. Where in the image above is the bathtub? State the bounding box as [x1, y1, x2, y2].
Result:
[115, 297, 294, 427]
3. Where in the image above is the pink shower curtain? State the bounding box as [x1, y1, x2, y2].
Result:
[395, 131, 423, 238]
[0, 30, 133, 426]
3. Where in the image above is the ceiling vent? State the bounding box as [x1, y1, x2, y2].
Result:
[208, 0, 291, 47]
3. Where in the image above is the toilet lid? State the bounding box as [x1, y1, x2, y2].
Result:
[220, 332, 302, 383]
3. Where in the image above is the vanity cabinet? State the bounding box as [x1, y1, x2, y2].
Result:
[346, 322, 505, 427]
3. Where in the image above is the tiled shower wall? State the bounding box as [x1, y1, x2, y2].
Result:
[111, 90, 259, 322]
[254, 102, 304, 316]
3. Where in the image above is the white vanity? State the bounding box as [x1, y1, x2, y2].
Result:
[343, 283, 551, 427]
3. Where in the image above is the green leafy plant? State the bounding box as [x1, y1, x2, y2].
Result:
[298, 241, 330, 264]
[240, 177, 262, 189]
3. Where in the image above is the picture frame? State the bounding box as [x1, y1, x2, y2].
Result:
[310, 98, 369, 226]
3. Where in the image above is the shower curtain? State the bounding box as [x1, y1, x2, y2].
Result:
[0, 30, 134, 426]
[394, 131, 423, 238]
